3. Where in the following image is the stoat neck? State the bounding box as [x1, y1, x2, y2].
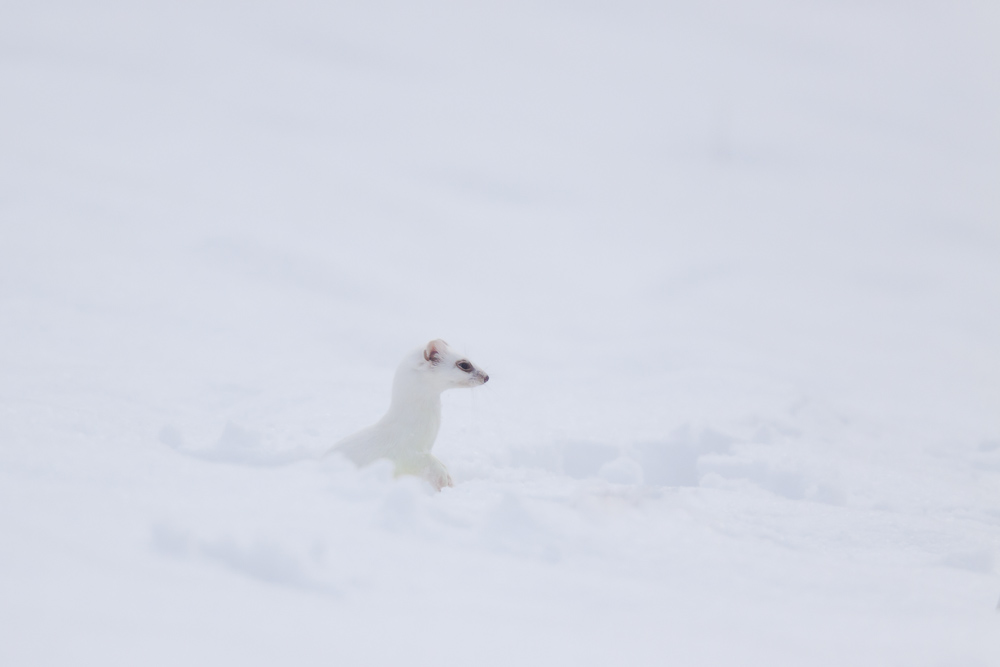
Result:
[379, 372, 442, 452]
[387, 385, 442, 420]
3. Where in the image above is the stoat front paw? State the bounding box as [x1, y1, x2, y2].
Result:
[426, 458, 453, 492]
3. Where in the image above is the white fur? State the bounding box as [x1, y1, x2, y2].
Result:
[329, 339, 488, 490]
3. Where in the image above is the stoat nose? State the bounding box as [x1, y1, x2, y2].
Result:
[482, 374, 489, 383]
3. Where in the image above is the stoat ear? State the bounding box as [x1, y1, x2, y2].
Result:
[423, 339, 448, 363]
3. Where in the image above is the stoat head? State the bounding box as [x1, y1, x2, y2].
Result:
[420, 339, 489, 390]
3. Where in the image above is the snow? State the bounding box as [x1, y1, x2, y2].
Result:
[2, 1, 999, 664]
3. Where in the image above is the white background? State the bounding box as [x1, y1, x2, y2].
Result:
[2, 1, 998, 664]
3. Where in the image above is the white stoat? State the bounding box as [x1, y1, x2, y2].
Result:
[329, 339, 489, 491]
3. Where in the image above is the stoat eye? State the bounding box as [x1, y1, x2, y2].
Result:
[456, 360, 473, 373]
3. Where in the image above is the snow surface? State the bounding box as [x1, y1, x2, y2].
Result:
[2, 1, 999, 665]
